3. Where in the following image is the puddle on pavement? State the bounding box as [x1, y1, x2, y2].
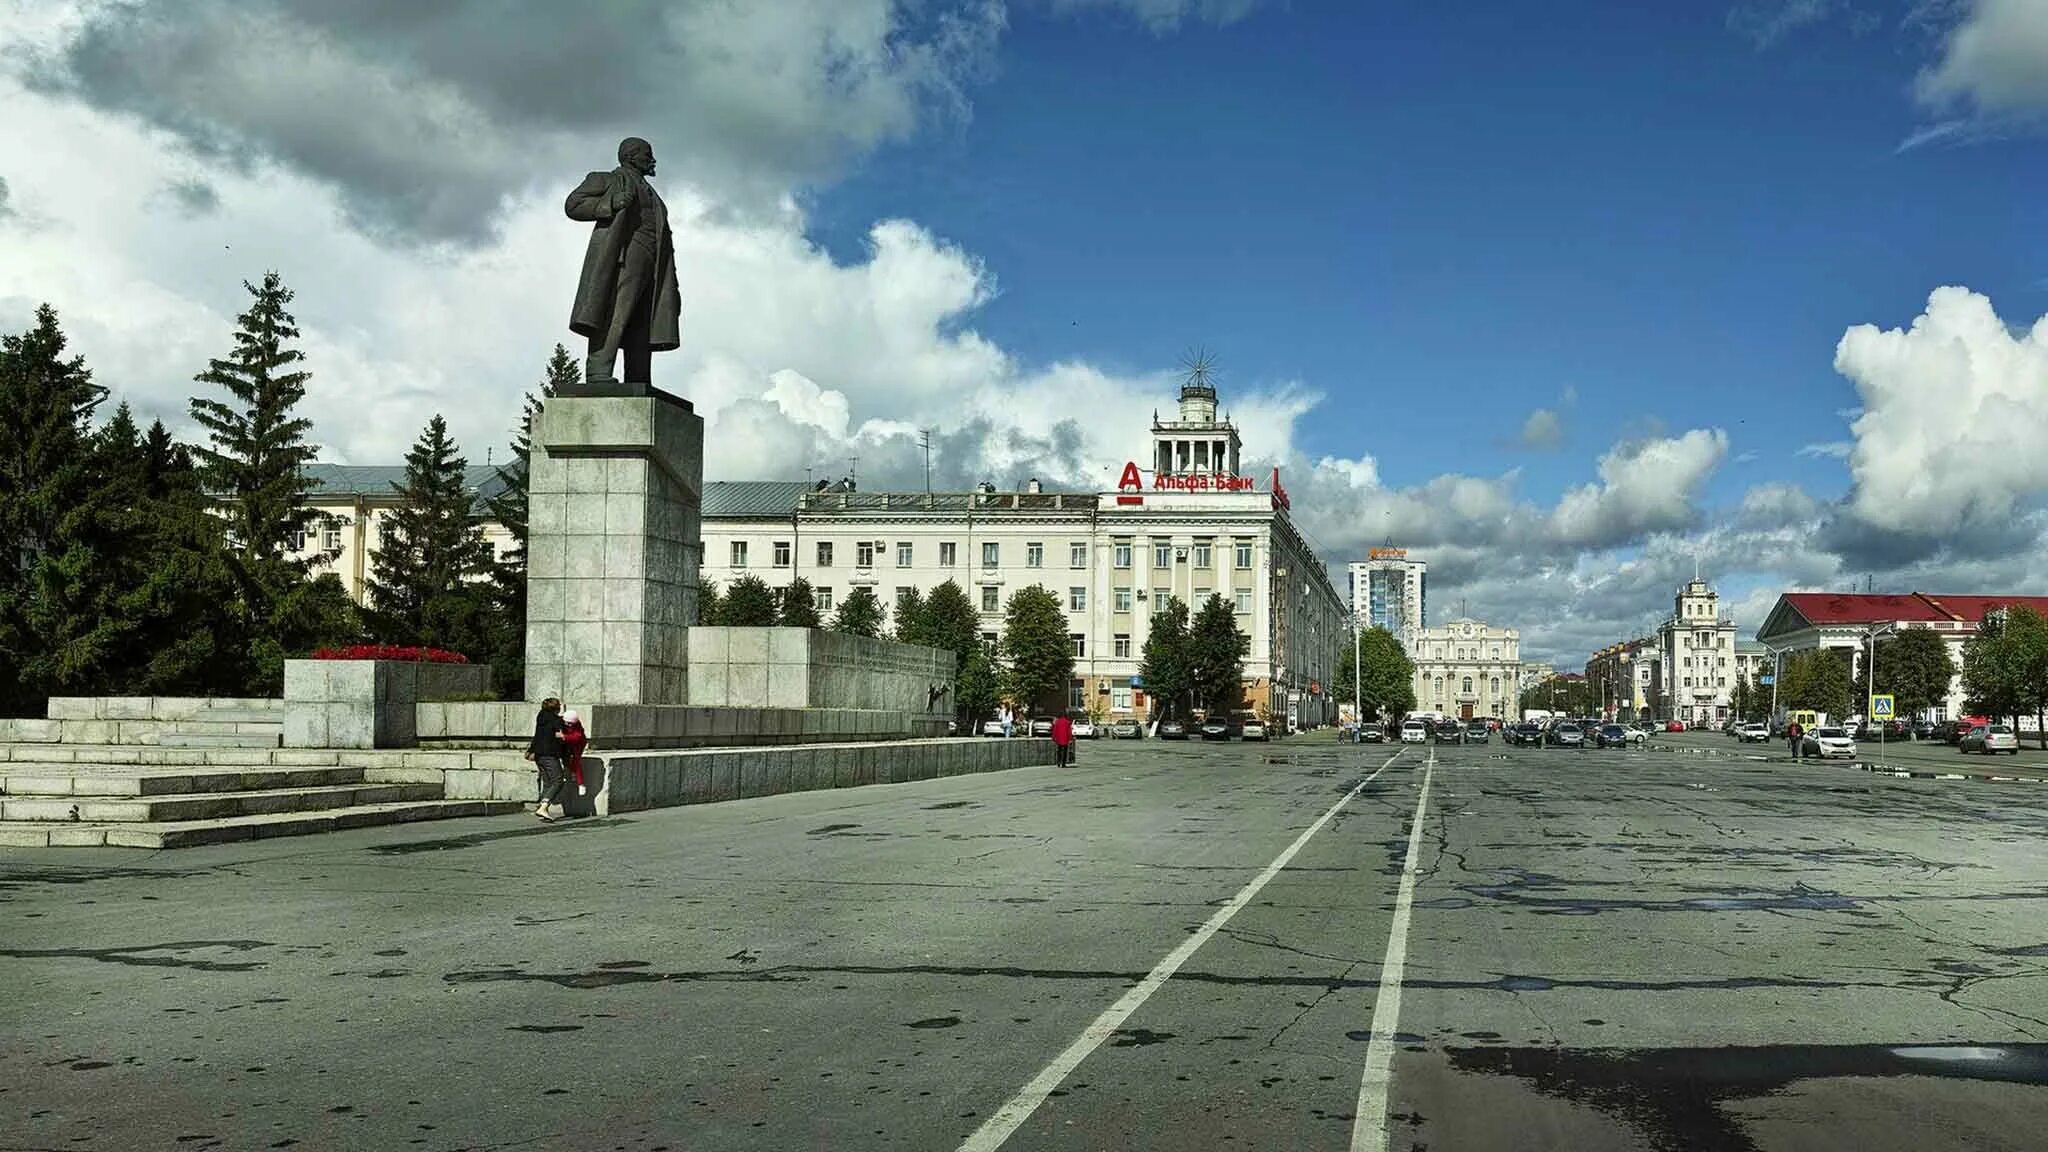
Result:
[1447, 1042, 2048, 1152]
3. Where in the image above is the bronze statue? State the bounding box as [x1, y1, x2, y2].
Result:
[565, 137, 681, 393]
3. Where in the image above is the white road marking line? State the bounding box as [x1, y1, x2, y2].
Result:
[956, 748, 1413, 1152]
[1350, 747, 1436, 1152]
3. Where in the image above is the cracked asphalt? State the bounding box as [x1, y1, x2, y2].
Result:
[8, 736, 2048, 1149]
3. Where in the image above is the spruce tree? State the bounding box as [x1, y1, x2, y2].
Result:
[697, 578, 723, 626]
[832, 586, 885, 638]
[921, 580, 982, 668]
[0, 306, 109, 713]
[1188, 594, 1249, 716]
[779, 577, 822, 628]
[723, 574, 778, 626]
[366, 415, 493, 654]
[487, 343, 578, 571]
[892, 586, 927, 644]
[188, 271, 352, 689]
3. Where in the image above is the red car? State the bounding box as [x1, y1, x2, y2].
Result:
[1665, 720, 1686, 732]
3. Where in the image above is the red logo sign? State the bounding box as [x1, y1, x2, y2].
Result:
[1116, 461, 1144, 505]
[1270, 467, 1291, 511]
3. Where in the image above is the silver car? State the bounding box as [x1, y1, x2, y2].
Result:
[1960, 724, 2020, 755]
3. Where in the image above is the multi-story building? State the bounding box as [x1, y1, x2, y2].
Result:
[1345, 548, 1427, 652]
[1654, 578, 1739, 726]
[1733, 639, 1769, 701]
[297, 464, 516, 604]
[1755, 591, 2048, 721]
[696, 375, 1348, 728]
[1585, 636, 1657, 721]
[1517, 662, 1556, 692]
[1410, 618, 1521, 722]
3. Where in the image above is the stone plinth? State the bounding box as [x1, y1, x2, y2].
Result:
[524, 389, 701, 706]
[283, 660, 492, 749]
[686, 628, 956, 721]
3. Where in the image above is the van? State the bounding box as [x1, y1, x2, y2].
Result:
[1400, 719, 1428, 744]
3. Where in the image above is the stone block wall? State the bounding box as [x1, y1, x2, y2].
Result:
[524, 392, 701, 707]
[686, 628, 956, 719]
[283, 660, 492, 749]
[414, 701, 917, 749]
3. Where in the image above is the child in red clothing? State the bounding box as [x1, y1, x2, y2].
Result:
[560, 709, 589, 796]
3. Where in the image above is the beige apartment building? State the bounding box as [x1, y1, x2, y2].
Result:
[1410, 618, 1522, 722]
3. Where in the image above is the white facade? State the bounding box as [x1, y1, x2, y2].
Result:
[698, 379, 1347, 726]
[1410, 618, 1521, 721]
[298, 465, 517, 605]
[1346, 550, 1427, 652]
[1655, 578, 1738, 725]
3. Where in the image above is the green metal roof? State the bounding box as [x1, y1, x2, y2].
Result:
[702, 481, 810, 519]
[303, 463, 508, 515]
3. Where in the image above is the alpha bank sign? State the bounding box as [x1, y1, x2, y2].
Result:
[1115, 462, 1292, 511]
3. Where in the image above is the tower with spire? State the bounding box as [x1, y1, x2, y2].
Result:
[1151, 348, 1242, 477]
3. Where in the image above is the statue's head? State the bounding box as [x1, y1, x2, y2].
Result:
[619, 137, 656, 177]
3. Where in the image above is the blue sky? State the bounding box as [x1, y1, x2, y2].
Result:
[816, 0, 2046, 506]
[4, 0, 2046, 664]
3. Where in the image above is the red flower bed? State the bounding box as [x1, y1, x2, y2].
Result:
[309, 644, 470, 664]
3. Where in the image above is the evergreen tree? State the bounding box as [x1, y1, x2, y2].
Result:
[920, 580, 982, 668]
[187, 272, 352, 690]
[832, 585, 885, 638]
[365, 415, 494, 654]
[0, 306, 109, 714]
[1188, 593, 1249, 716]
[779, 577, 822, 628]
[723, 574, 779, 626]
[1000, 585, 1073, 715]
[1139, 595, 1192, 721]
[892, 586, 927, 644]
[697, 578, 722, 626]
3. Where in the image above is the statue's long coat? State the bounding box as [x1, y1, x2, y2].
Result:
[565, 168, 681, 351]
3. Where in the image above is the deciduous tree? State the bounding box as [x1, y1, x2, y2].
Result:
[1000, 585, 1073, 715]
[1188, 593, 1249, 716]
[832, 586, 885, 638]
[1139, 595, 1192, 721]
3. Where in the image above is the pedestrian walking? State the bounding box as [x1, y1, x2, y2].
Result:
[561, 709, 589, 798]
[526, 697, 568, 821]
[1787, 720, 1804, 761]
[1000, 704, 1014, 740]
[1052, 713, 1074, 768]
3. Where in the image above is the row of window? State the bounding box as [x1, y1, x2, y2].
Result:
[1429, 676, 1504, 697]
[1680, 656, 1729, 668]
[1429, 646, 1507, 661]
[969, 585, 1255, 615]
[974, 631, 1136, 660]
[1680, 677, 1729, 688]
[725, 538, 1258, 572]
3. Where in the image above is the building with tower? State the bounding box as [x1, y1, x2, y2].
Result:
[692, 363, 1348, 729]
[1653, 577, 1739, 726]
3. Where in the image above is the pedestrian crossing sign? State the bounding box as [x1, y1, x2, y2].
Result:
[1870, 695, 1894, 719]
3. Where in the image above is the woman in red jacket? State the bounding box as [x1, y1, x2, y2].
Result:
[1051, 714, 1073, 768]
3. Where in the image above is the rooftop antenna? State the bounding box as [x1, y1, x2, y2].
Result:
[849, 454, 858, 489]
[1178, 347, 1219, 400]
[919, 429, 932, 493]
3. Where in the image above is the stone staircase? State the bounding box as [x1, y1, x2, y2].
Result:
[0, 746, 526, 848]
[157, 700, 287, 749]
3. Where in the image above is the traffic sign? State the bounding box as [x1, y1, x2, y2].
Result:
[1870, 694, 1895, 719]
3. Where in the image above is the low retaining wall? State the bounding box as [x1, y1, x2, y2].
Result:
[435, 737, 1056, 814]
[0, 698, 283, 746]
[415, 701, 942, 749]
[686, 628, 956, 719]
[283, 660, 494, 749]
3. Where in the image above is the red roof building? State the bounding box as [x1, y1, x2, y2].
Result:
[1755, 592, 2048, 720]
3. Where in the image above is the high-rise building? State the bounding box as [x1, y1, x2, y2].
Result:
[1346, 548, 1427, 651]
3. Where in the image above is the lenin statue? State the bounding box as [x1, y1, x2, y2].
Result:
[564, 137, 682, 394]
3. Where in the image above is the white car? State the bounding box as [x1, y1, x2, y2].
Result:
[1241, 718, 1269, 741]
[1735, 722, 1770, 743]
[1400, 720, 1428, 744]
[980, 718, 1005, 737]
[1801, 727, 1858, 759]
[1069, 717, 1097, 739]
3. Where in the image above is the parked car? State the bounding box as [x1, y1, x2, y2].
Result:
[1960, 724, 2020, 755]
[1356, 725, 1385, 743]
[1434, 722, 1465, 745]
[1464, 721, 1489, 742]
[1109, 718, 1144, 739]
[979, 718, 1005, 737]
[1241, 717, 1269, 742]
[1735, 722, 1770, 743]
[1507, 722, 1542, 746]
[1158, 719, 1189, 740]
[1199, 718, 1232, 741]
[1624, 724, 1649, 745]
[1665, 720, 1686, 732]
[1801, 727, 1858, 759]
[1854, 719, 1908, 741]
[1546, 723, 1584, 748]
[1593, 723, 1629, 748]
[1946, 717, 1991, 745]
[1400, 720, 1428, 744]
[1030, 717, 1054, 738]
[1910, 719, 1938, 741]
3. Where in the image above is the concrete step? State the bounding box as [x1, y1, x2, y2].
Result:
[0, 765, 368, 797]
[165, 719, 285, 735]
[0, 799, 530, 849]
[0, 783, 443, 823]
[156, 732, 284, 749]
[0, 746, 384, 767]
[189, 706, 286, 722]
